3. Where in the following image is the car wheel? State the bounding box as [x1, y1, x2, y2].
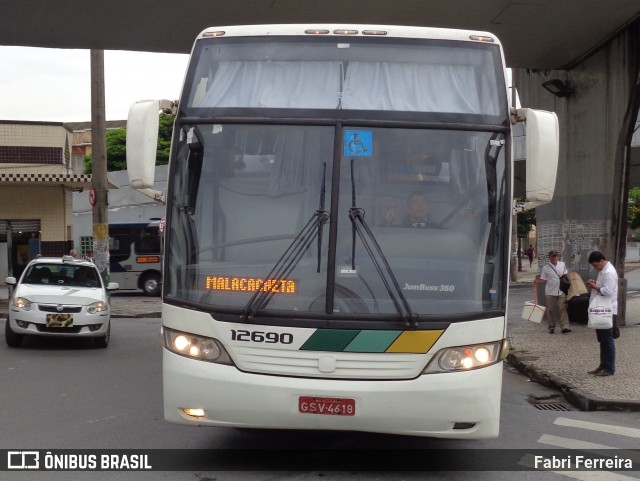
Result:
[94, 322, 110, 349]
[5, 320, 24, 348]
[141, 273, 161, 297]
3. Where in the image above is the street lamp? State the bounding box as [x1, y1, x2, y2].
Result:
[541, 79, 574, 98]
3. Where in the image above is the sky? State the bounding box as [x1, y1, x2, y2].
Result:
[1, 46, 190, 123]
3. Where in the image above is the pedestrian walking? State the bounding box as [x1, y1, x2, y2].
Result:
[526, 244, 535, 267]
[534, 250, 571, 334]
[586, 251, 618, 376]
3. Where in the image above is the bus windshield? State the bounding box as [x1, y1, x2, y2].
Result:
[165, 123, 507, 319]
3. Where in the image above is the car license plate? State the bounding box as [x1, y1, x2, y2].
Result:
[46, 314, 74, 327]
[298, 396, 355, 416]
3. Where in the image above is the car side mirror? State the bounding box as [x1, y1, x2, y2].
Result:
[5, 277, 16, 285]
[107, 282, 120, 291]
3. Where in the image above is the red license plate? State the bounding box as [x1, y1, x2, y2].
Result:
[298, 396, 356, 416]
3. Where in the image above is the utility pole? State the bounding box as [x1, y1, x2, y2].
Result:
[90, 50, 109, 283]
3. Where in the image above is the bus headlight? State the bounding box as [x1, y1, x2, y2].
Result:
[14, 297, 33, 311]
[422, 341, 503, 374]
[164, 327, 234, 365]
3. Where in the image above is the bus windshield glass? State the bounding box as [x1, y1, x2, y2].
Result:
[182, 36, 507, 120]
[165, 123, 507, 319]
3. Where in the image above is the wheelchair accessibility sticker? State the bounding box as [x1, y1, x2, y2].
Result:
[344, 130, 372, 157]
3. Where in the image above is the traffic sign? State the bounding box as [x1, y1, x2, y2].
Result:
[89, 187, 96, 206]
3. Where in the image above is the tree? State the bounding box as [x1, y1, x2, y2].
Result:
[83, 113, 174, 173]
[628, 187, 640, 233]
[516, 199, 536, 271]
[156, 113, 174, 165]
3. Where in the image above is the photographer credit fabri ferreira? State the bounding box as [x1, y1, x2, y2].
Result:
[534, 454, 633, 470]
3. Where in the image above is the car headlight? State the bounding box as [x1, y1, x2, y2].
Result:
[14, 297, 33, 311]
[88, 301, 107, 314]
[422, 341, 503, 374]
[164, 327, 234, 365]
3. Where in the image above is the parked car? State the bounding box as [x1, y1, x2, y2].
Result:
[5, 256, 119, 348]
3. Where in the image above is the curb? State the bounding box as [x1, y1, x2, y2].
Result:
[507, 351, 640, 412]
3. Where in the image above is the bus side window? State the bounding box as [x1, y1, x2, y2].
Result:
[135, 228, 161, 254]
[109, 234, 131, 262]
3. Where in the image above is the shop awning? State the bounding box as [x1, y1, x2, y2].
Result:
[0, 173, 118, 189]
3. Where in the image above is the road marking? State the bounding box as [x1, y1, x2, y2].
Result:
[538, 434, 640, 463]
[554, 417, 640, 438]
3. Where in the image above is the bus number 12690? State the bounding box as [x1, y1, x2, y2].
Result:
[231, 329, 294, 344]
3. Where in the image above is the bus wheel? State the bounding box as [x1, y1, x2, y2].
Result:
[141, 273, 161, 296]
[5, 321, 24, 348]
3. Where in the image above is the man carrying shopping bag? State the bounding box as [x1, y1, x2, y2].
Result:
[586, 251, 618, 377]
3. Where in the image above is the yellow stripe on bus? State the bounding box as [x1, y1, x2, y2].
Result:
[385, 330, 444, 353]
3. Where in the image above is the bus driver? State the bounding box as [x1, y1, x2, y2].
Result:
[383, 191, 436, 228]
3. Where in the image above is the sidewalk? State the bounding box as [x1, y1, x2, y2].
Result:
[1, 262, 639, 411]
[508, 259, 640, 411]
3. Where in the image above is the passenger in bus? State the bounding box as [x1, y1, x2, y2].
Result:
[382, 191, 436, 228]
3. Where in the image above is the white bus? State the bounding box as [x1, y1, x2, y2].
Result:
[127, 24, 558, 439]
[108, 222, 162, 296]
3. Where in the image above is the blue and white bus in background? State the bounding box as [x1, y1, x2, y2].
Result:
[126, 24, 558, 438]
[108, 221, 162, 296]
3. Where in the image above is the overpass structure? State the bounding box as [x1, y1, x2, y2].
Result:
[3, 1, 640, 293]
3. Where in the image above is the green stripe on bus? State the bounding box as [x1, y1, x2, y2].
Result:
[344, 330, 402, 353]
[300, 330, 359, 351]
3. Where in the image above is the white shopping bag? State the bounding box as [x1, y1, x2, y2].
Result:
[587, 294, 613, 329]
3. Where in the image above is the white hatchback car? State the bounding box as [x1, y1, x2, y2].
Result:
[5, 256, 119, 348]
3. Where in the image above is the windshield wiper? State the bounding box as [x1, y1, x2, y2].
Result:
[176, 129, 202, 275]
[317, 162, 327, 273]
[348, 159, 417, 327]
[241, 164, 329, 321]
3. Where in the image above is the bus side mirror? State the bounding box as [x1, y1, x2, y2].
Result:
[126, 99, 165, 189]
[516, 108, 559, 211]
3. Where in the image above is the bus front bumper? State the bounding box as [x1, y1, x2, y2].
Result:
[163, 349, 502, 439]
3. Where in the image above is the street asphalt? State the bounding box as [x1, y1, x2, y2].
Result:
[2, 260, 639, 411]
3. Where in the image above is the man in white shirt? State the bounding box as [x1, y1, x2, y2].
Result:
[534, 250, 571, 334]
[586, 251, 618, 376]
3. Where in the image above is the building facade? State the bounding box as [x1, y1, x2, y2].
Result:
[0, 121, 93, 281]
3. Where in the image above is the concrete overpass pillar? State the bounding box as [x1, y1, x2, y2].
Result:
[514, 20, 640, 325]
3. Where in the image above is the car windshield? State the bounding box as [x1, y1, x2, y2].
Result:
[23, 264, 101, 288]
